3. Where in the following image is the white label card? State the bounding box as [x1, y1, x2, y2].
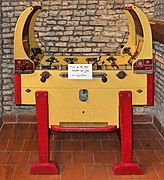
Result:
[68, 64, 93, 79]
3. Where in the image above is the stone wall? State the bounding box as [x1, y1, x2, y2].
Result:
[154, 41, 164, 135]
[1, 0, 155, 123]
[153, 0, 164, 135]
[154, 0, 164, 19]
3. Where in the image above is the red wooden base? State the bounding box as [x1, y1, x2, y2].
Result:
[113, 162, 143, 175]
[31, 162, 58, 175]
[32, 90, 143, 175]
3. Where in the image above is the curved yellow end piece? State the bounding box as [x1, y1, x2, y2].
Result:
[132, 6, 152, 59]
[121, 5, 152, 61]
[14, 6, 43, 60]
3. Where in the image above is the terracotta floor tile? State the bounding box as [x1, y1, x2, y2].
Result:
[16, 130, 36, 140]
[0, 165, 15, 180]
[109, 131, 120, 140]
[0, 132, 3, 139]
[54, 132, 72, 140]
[49, 140, 62, 151]
[1, 130, 18, 140]
[28, 152, 38, 164]
[71, 132, 91, 140]
[34, 133, 38, 140]
[0, 166, 6, 180]
[7, 151, 30, 164]
[61, 164, 84, 180]
[0, 140, 8, 151]
[22, 141, 38, 151]
[133, 140, 144, 150]
[135, 151, 160, 163]
[107, 165, 135, 179]
[6, 140, 24, 151]
[13, 124, 30, 131]
[159, 139, 164, 148]
[133, 129, 148, 140]
[0, 122, 163, 179]
[134, 164, 159, 179]
[0, 151, 10, 164]
[49, 131, 54, 140]
[101, 140, 121, 151]
[12, 165, 36, 180]
[156, 150, 164, 163]
[82, 140, 102, 151]
[90, 132, 109, 140]
[37, 174, 60, 180]
[140, 139, 163, 150]
[144, 129, 162, 139]
[85, 164, 109, 180]
[153, 163, 164, 179]
[51, 151, 72, 164]
[28, 124, 37, 131]
[94, 151, 116, 164]
[1, 124, 14, 131]
[73, 151, 93, 164]
[148, 124, 156, 129]
[62, 140, 82, 151]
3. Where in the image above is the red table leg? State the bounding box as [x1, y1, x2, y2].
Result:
[113, 91, 143, 175]
[30, 91, 58, 174]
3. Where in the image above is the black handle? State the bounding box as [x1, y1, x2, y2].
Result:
[21, 63, 28, 71]
[40, 76, 47, 83]
[102, 76, 108, 83]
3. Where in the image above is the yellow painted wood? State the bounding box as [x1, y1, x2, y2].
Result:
[15, 5, 153, 128]
[14, 7, 33, 59]
[21, 70, 147, 89]
[132, 6, 152, 59]
[21, 69, 147, 127]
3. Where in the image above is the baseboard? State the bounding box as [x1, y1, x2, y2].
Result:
[2, 112, 153, 124]
[153, 116, 164, 137]
[133, 114, 153, 123]
[2, 112, 36, 123]
[0, 117, 2, 128]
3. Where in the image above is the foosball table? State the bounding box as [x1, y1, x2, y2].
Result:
[14, 4, 154, 175]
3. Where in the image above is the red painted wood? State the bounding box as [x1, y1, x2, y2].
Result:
[31, 91, 58, 174]
[113, 162, 143, 175]
[113, 91, 143, 175]
[14, 74, 21, 105]
[147, 73, 154, 105]
[120, 91, 133, 163]
[36, 91, 49, 163]
[31, 162, 58, 175]
[51, 125, 117, 132]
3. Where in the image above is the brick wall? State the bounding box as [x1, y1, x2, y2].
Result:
[1, 0, 155, 123]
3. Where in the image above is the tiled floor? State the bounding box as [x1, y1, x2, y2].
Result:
[0, 123, 163, 180]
